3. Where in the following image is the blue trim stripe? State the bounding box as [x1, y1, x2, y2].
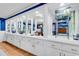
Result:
[6, 3, 46, 20]
[0, 18, 6, 31]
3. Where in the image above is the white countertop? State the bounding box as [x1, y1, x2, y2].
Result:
[5, 32, 79, 46]
[46, 36, 79, 46]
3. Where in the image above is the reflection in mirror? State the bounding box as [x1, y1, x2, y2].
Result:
[33, 19, 35, 31]
[27, 11, 44, 36]
[34, 12, 43, 36]
[28, 20, 31, 34]
[52, 23, 56, 35]
[23, 21, 26, 33]
[17, 21, 21, 34]
[37, 23, 43, 36]
[17, 21, 26, 34]
[53, 7, 72, 36]
[7, 23, 10, 32]
[11, 22, 16, 33]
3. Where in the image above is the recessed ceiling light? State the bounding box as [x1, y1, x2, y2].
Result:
[35, 11, 39, 14]
[60, 3, 65, 6]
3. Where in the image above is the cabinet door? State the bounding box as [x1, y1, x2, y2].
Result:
[11, 35, 20, 47]
[11, 35, 15, 44]
[7, 34, 12, 43]
[32, 39, 46, 56]
[6, 34, 9, 42]
[5, 33, 8, 41]
[16, 35, 21, 47]
[21, 37, 34, 54]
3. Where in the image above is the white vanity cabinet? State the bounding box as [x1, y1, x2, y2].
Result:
[6, 34, 79, 56]
[43, 40, 79, 56]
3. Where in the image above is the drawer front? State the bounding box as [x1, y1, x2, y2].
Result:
[59, 50, 78, 56]
[45, 41, 62, 50]
[63, 52, 78, 56]
[45, 46, 60, 56]
[61, 43, 79, 54]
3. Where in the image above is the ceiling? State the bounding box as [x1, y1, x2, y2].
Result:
[0, 3, 35, 19]
[1, 3, 79, 19]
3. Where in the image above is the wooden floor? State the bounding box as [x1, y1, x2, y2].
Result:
[0, 42, 34, 56]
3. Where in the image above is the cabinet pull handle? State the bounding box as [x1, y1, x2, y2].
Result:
[59, 53, 61, 56]
[64, 54, 65, 56]
[51, 44, 56, 46]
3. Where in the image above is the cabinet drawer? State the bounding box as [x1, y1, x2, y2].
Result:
[62, 51, 78, 56]
[61, 43, 79, 54]
[45, 41, 62, 50]
[45, 46, 60, 56]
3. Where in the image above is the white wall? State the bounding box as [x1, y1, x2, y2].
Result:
[0, 31, 5, 42]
